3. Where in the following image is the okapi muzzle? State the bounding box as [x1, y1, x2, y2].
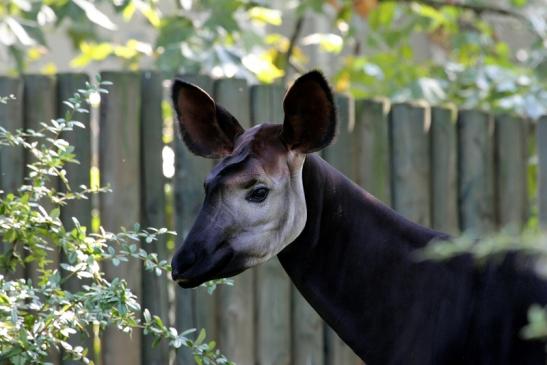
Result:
[170, 71, 335, 288]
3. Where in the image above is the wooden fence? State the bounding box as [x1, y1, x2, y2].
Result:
[0, 71, 546, 365]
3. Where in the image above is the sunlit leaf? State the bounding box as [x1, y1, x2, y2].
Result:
[511, 0, 528, 8]
[122, 2, 136, 21]
[37, 5, 57, 26]
[70, 42, 113, 68]
[0, 22, 16, 46]
[242, 53, 284, 83]
[12, 0, 31, 12]
[368, 2, 396, 30]
[73, 0, 117, 31]
[27, 46, 47, 62]
[138, 2, 161, 28]
[249, 7, 282, 26]
[6, 17, 35, 46]
[41, 63, 57, 75]
[410, 3, 446, 29]
[301, 33, 343, 53]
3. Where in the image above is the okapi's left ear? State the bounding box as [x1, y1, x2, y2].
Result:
[171, 79, 244, 158]
[280, 71, 336, 153]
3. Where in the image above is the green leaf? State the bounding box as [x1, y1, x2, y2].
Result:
[511, 0, 528, 7]
[248, 7, 282, 26]
[155, 16, 192, 48]
[143, 308, 151, 323]
[50, 208, 60, 218]
[368, 3, 396, 30]
[410, 3, 446, 27]
[195, 328, 206, 346]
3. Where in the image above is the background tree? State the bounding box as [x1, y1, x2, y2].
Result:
[0, 0, 545, 117]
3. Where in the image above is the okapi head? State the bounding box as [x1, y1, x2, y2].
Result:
[171, 71, 336, 288]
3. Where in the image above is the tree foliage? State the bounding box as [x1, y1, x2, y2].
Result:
[0, 0, 545, 116]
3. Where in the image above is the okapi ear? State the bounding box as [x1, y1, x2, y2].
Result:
[171, 79, 245, 158]
[280, 71, 336, 153]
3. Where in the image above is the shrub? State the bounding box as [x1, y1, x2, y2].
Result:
[0, 77, 232, 365]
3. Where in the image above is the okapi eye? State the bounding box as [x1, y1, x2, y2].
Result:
[246, 187, 269, 203]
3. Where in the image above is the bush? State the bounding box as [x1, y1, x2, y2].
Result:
[0, 77, 232, 365]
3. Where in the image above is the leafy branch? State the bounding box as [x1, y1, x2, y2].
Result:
[379, 0, 545, 40]
[283, 14, 306, 81]
[0, 79, 233, 365]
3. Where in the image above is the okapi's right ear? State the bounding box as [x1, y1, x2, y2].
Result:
[280, 71, 336, 153]
[171, 79, 244, 158]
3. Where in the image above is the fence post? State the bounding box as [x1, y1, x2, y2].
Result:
[57, 73, 93, 365]
[323, 94, 361, 365]
[99, 71, 142, 365]
[539, 116, 547, 230]
[173, 74, 216, 365]
[214, 78, 255, 365]
[354, 98, 391, 205]
[140, 71, 170, 365]
[495, 115, 528, 231]
[292, 293, 324, 365]
[389, 102, 431, 227]
[457, 110, 495, 235]
[431, 107, 459, 235]
[250, 84, 292, 365]
[0, 76, 25, 280]
[23, 74, 61, 365]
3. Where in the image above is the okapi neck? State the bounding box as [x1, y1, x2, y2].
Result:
[277, 154, 452, 363]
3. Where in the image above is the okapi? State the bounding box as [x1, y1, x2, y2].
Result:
[170, 70, 547, 364]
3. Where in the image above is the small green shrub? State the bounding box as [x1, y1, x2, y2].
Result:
[0, 77, 233, 365]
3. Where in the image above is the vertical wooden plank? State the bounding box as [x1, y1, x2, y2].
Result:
[0, 76, 25, 279]
[0, 77, 24, 194]
[214, 78, 255, 365]
[538, 116, 547, 230]
[57, 73, 93, 365]
[23, 74, 60, 365]
[323, 94, 360, 365]
[140, 71, 169, 365]
[323, 94, 354, 176]
[292, 292, 324, 365]
[58, 73, 92, 230]
[389, 102, 431, 226]
[495, 115, 528, 231]
[251, 84, 291, 365]
[173, 74, 216, 365]
[23, 74, 61, 363]
[354, 98, 391, 205]
[431, 107, 459, 235]
[457, 110, 495, 235]
[23, 74, 60, 275]
[99, 71, 142, 365]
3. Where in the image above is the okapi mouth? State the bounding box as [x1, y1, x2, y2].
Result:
[172, 247, 241, 288]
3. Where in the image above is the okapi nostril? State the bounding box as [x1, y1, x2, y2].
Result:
[172, 250, 197, 276]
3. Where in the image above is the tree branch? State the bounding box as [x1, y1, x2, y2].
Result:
[378, 0, 543, 40]
[282, 15, 305, 84]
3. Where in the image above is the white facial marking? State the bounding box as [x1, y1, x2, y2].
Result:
[209, 152, 307, 268]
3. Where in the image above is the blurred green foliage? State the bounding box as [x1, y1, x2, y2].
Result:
[0, 0, 545, 118]
[0, 76, 233, 364]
